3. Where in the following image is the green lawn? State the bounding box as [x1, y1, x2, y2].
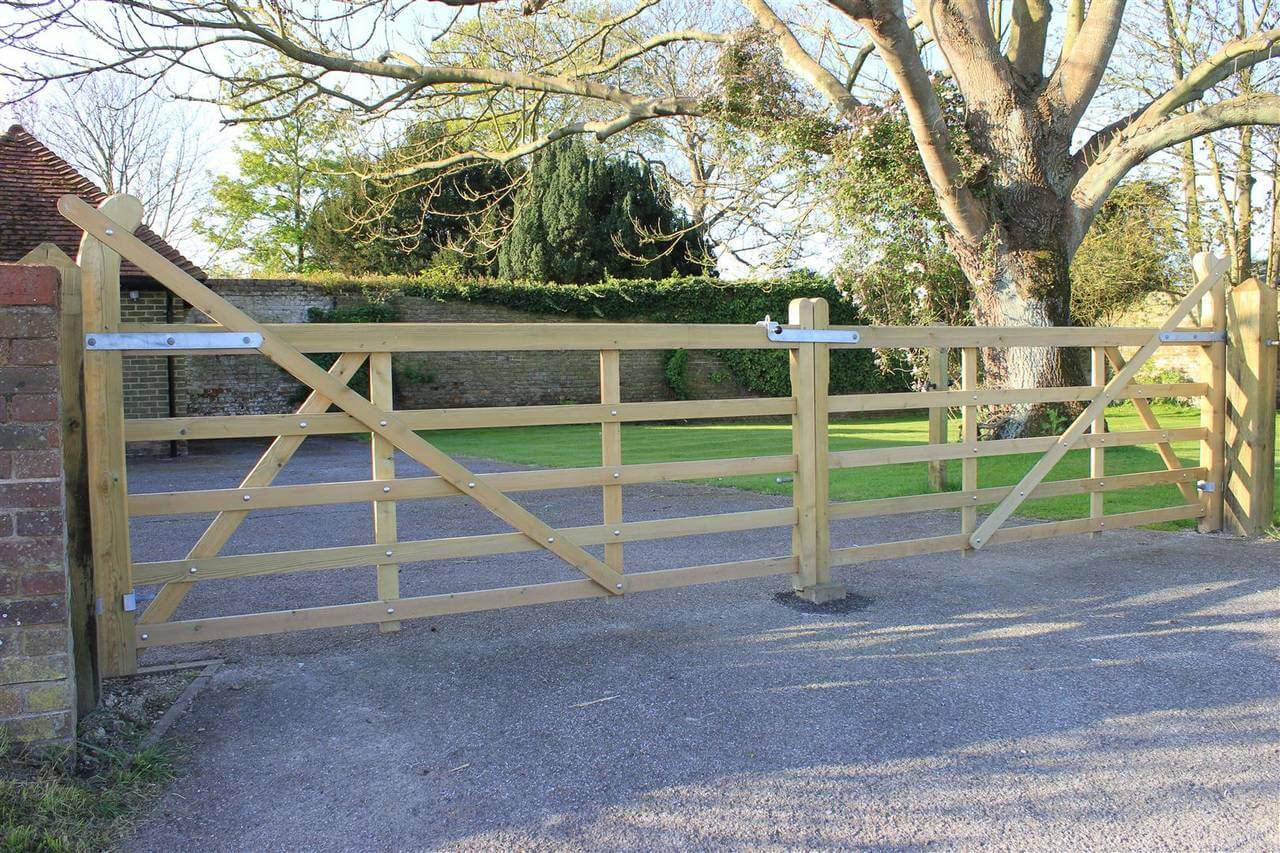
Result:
[420, 404, 1280, 530]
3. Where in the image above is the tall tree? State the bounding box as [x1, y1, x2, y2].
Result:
[194, 71, 343, 274]
[5, 0, 1280, 430]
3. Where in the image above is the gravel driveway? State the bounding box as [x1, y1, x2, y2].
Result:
[122, 437, 1279, 851]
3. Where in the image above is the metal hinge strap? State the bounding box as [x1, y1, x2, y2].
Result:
[86, 332, 263, 351]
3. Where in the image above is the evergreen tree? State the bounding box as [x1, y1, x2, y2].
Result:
[309, 125, 512, 276]
[497, 139, 711, 283]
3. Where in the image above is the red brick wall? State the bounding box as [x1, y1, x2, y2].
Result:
[0, 264, 74, 748]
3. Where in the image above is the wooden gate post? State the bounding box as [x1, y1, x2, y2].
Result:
[78, 195, 143, 677]
[1199, 254, 1229, 533]
[789, 297, 844, 603]
[1224, 278, 1278, 536]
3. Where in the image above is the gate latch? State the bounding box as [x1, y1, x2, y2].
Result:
[758, 316, 860, 344]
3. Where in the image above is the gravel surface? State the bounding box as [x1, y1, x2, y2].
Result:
[122, 437, 1279, 851]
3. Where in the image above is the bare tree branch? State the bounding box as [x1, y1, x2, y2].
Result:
[1046, 0, 1128, 130]
[740, 0, 863, 118]
[1073, 92, 1280, 237]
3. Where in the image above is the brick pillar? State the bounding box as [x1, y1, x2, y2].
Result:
[0, 264, 75, 749]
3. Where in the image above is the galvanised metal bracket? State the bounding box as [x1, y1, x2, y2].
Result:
[122, 592, 137, 612]
[85, 331, 263, 351]
[758, 316, 860, 344]
[1158, 330, 1226, 344]
[1196, 480, 1216, 493]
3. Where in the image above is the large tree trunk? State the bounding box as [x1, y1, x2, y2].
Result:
[948, 222, 1089, 439]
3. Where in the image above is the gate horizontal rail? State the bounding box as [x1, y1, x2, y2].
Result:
[62, 194, 1248, 675]
[117, 321, 1218, 351]
[121, 382, 1207, 443]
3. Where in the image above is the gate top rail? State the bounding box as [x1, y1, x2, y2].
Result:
[112, 321, 1217, 353]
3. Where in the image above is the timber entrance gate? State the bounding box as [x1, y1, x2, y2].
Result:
[59, 194, 1275, 678]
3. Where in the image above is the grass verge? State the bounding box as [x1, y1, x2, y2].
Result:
[0, 670, 195, 852]
[419, 403, 1280, 530]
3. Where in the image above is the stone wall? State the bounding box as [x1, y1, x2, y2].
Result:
[0, 264, 75, 750]
[385, 294, 746, 409]
[182, 279, 746, 416]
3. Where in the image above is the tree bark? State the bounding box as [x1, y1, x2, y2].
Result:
[948, 223, 1088, 437]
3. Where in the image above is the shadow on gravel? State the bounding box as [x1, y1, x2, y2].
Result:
[121, 438, 1280, 849]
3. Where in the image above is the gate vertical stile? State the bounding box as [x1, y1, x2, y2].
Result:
[1199, 256, 1229, 532]
[371, 351, 400, 631]
[960, 347, 979, 555]
[927, 347, 949, 492]
[78, 196, 143, 677]
[1090, 346, 1107, 535]
[600, 350, 624, 576]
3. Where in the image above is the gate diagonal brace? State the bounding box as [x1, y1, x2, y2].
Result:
[966, 251, 1230, 550]
[60, 195, 627, 596]
[140, 353, 370, 625]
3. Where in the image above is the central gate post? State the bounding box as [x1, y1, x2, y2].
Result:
[789, 297, 844, 604]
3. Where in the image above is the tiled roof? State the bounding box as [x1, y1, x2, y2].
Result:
[0, 124, 205, 280]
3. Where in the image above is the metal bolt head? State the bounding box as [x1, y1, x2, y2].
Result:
[615, 583, 623, 590]
[387, 608, 395, 614]
[104, 228, 115, 236]
[140, 633, 148, 640]
[299, 421, 308, 428]
[383, 485, 391, 493]
[610, 409, 618, 416]
[242, 336, 252, 344]
[547, 537, 555, 543]
[613, 472, 621, 479]
[242, 494, 251, 502]
[166, 336, 176, 346]
[189, 566, 198, 574]
[385, 549, 393, 557]
[379, 419, 388, 427]
[87, 337, 97, 346]
[613, 529, 621, 536]
[468, 481, 476, 488]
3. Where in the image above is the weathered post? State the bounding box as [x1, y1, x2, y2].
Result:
[78, 195, 143, 677]
[1224, 278, 1278, 536]
[789, 297, 843, 603]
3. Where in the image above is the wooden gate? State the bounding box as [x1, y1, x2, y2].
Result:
[61, 194, 1267, 678]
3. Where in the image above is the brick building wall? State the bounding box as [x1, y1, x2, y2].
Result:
[119, 288, 188, 420]
[0, 264, 75, 749]
[183, 279, 747, 417]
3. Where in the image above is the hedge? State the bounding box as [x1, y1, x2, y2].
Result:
[303, 270, 910, 399]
